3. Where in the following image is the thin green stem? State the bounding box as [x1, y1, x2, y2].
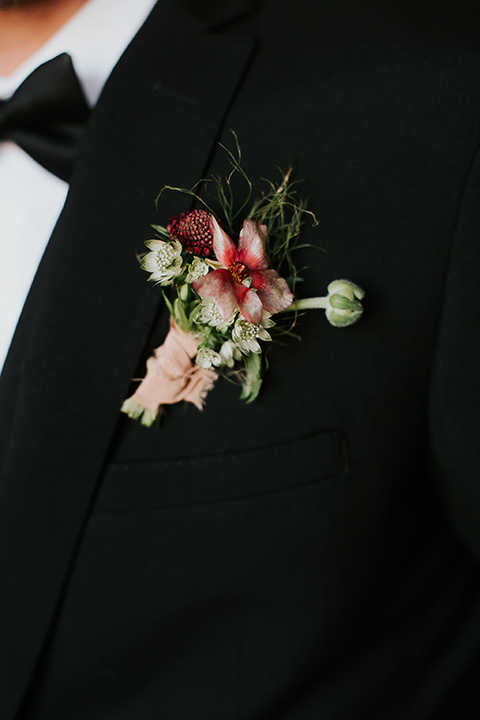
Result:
[286, 297, 328, 311]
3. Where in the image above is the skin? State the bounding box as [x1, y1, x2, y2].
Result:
[0, 0, 90, 75]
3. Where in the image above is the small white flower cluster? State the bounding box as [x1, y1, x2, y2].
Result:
[193, 299, 274, 370]
[141, 239, 183, 284]
[185, 256, 209, 284]
[231, 316, 272, 354]
[196, 347, 222, 369]
[194, 298, 235, 333]
[141, 239, 211, 287]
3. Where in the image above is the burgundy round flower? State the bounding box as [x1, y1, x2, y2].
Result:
[168, 209, 214, 257]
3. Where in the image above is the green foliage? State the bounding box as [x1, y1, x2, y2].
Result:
[150, 224, 170, 239]
[239, 353, 263, 404]
[155, 131, 318, 270]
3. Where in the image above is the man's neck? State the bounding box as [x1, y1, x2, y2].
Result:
[0, 0, 90, 76]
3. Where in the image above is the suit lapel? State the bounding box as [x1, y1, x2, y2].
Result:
[0, 1, 255, 716]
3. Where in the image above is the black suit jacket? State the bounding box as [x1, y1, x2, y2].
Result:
[1, 0, 480, 717]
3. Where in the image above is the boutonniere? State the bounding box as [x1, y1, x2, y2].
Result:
[122, 135, 364, 426]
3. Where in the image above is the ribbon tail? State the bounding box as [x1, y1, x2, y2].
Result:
[121, 319, 217, 426]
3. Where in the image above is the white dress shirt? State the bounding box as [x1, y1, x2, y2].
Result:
[0, 0, 157, 373]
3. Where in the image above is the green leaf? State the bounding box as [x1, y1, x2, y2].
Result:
[162, 290, 174, 317]
[187, 298, 203, 324]
[240, 353, 263, 403]
[174, 297, 191, 331]
[151, 224, 170, 238]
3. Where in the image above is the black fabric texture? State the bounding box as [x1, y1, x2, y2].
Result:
[0, 53, 90, 182]
[0, 0, 479, 718]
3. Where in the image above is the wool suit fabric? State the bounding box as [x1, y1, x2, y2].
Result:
[1, 1, 480, 718]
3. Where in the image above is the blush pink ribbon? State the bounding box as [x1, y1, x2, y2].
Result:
[123, 319, 217, 418]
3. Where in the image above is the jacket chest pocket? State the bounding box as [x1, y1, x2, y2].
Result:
[94, 428, 346, 512]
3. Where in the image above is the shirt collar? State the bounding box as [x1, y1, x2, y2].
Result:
[0, 0, 158, 105]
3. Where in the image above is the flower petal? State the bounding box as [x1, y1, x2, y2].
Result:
[141, 252, 159, 272]
[250, 269, 294, 314]
[233, 283, 263, 324]
[192, 269, 237, 320]
[211, 216, 238, 267]
[237, 219, 269, 270]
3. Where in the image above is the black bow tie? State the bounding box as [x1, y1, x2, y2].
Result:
[0, 53, 90, 183]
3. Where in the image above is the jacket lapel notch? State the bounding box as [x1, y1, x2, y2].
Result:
[177, 0, 257, 29]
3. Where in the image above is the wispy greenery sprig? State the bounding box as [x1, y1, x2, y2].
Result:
[157, 131, 318, 276]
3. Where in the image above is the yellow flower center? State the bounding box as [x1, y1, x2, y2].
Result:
[228, 260, 249, 284]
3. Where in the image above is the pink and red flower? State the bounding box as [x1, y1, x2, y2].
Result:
[192, 217, 293, 325]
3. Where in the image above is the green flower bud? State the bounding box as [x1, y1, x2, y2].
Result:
[325, 279, 365, 327]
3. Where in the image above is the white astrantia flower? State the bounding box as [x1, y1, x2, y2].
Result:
[141, 239, 184, 285]
[195, 297, 236, 332]
[196, 347, 222, 369]
[231, 316, 272, 354]
[185, 256, 209, 284]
